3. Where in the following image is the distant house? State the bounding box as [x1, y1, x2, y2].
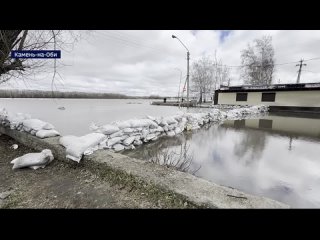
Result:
[214, 83, 320, 113]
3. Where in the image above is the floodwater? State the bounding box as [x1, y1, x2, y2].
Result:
[124, 113, 320, 208]
[0, 98, 182, 135]
[1, 98, 320, 207]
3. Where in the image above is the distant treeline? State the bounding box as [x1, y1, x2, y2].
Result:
[0, 89, 164, 99]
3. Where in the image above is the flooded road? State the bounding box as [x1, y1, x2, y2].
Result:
[124, 113, 320, 208]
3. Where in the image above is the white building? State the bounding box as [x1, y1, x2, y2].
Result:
[214, 83, 320, 113]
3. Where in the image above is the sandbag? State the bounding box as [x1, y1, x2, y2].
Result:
[36, 129, 60, 138]
[10, 149, 54, 170]
[133, 139, 143, 146]
[107, 137, 122, 147]
[59, 133, 106, 163]
[113, 143, 125, 152]
[110, 130, 124, 138]
[100, 124, 120, 135]
[167, 131, 175, 137]
[123, 128, 134, 134]
[22, 119, 54, 131]
[123, 136, 136, 146]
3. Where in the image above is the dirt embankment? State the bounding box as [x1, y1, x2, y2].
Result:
[0, 134, 170, 208]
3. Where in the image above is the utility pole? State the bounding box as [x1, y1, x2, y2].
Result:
[187, 51, 190, 104]
[296, 59, 307, 83]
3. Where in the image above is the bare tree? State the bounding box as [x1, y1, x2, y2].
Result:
[240, 35, 275, 86]
[213, 51, 231, 89]
[191, 53, 230, 103]
[190, 56, 214, 103]
[0, 30, 82, 85]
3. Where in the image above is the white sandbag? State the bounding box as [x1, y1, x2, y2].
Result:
[141, 128, 149, 139]
[167, 123, 178, 131]
[146, 115, 156, 121]
[134, 135, 141, 141]
[124, 144, 135, 150]
[119, 135, 129, 141]
[59, 133, 106, 163]
[114, 120, 132, 129]
[129, 132, 141, 137]
[100, 124, 120, 135]
[7, 112, 30, 130]
[113, 143, 125, 152]
[130, 119, 158, 128]
[151, 136, 158, 141]
[10, 149, 54, 170]
[145, 133, 157, 141]
[110, 130, 124, 138]
[162, 116, 178, 125]
[43, 123, 55, 130]
[133, 139, 143, 146]
[123, 128, 134, 134]
[123, 136, 136, 146]
[0, 108, 8, 121]
[30, 130, 37, 135]
[167, 131, 175, 137]
[36, 129, 60, 139]
[174, 127, 183, 135]
[84, 145, 99, 156]
[22, 119, 54, 131]
[106, 137, 122, 147]
[98, 139, 108, 149]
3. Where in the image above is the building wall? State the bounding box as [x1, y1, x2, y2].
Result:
[217, 90, 320, 107]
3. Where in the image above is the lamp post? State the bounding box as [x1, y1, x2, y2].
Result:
[174, 68, 182, 104]
[172, 34, 190, 105]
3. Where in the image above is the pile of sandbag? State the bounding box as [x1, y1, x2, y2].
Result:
[10, 149, 54, 170]
[58, 105, 268, 162]
[89, 105, 268, 153]
[0, 108, 60, 139]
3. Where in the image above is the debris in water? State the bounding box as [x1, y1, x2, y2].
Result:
[58, 106, 65, 110]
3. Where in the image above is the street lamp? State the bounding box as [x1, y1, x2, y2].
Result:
[174, 68, 182, 107]
[172, 34, 190, 105]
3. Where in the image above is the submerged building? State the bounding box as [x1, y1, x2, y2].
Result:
[214, 83, 320, 113]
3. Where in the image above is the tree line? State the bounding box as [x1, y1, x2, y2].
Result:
[0, 89, 163, 99]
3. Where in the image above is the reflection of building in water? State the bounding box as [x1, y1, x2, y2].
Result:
[222, 114, 320, 141]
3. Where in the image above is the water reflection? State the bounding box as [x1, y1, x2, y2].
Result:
[124, 113, 320, 208]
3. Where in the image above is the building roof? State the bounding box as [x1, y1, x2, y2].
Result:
[217, 82, 320, 93]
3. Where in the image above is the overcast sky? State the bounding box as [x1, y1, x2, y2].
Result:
[2, 30, 320, 96]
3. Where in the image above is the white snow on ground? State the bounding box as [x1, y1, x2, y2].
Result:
[10, 149, 54, 170]
[0, 108, 60, 138]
